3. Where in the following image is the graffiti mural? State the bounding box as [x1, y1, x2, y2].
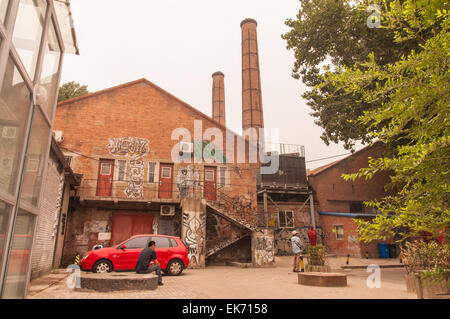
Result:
[254, 230, 275, 266]
[274, 227, 324, 255]
[106, 137, 149, 158]
[176, 165, 201, 199]
[347, 234, 360, 253]
[106, 137, 149, 199]
[182, 211, 206, 267]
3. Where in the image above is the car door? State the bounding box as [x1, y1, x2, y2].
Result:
[114, 236, 150, 270]
[151, 236, 171, 269]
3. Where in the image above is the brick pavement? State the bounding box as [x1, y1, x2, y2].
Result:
[27, 257, 415, 299]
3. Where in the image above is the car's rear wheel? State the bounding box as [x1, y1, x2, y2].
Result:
[93, 260, 113, 273]
[166, 259, 184, 276]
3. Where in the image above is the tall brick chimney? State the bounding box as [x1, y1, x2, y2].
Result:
[212, 71, 225, 126]
[241, 18, 264, 140]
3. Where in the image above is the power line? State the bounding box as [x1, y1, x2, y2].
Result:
[306, 153, 352, 163]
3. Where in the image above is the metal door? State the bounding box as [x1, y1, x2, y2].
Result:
[96, 159, 115, 196]
[158, 164, 173, 199]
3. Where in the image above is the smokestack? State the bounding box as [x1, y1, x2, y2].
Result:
[241, 18, 264, 140]
[212, 71, 225, 126]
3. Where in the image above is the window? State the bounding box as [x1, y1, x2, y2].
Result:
[0, 0, 9, 23]
[12, 0, 47, 79]
[334, 225, 344, 240]
[117, 160, 126, 181]
[350, 202, 364, 214]
[100, 163, 112, 175]
[38, 19, 62, 118]
[161, 167, 171, 179]
[148, 162, 156, 183]
[3, 209, 36, 298]
[205, 169, 215, 182]
[219, 167, 226, 187]
[20, 108, 50, 207]
[152, 236, 171, 248]
[0, 56, 31, 196]
[278, 211, 295, 228]
[169, 238, 178, 248]
[124, 236, 150, 249]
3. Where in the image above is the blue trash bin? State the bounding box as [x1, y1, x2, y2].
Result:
[378, 243, 390, 258]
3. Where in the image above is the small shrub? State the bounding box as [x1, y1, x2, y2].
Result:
[401, 241, 450, 286]
[306, 244, 326, 266]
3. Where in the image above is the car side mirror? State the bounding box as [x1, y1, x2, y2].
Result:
[120, 245, 127, 250]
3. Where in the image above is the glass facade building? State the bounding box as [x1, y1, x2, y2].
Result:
[0, 0, 77, 298]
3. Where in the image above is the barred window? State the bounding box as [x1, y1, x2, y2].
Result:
[219, 167, 226, 187]
[334, 225, 344, 240]
[118, 160, 127, 181]
[278, 211, 295, 228]
[148, 162, 156, 182]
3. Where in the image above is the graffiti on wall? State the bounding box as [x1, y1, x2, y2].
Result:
[182, 211, 206, 267]
[176, 165, 201, 199]
[254, 232, 275, 265]
[106, 137, 149, 199]
[347, 234, 360, 252]
[107, 137, 149, 158]
[274, 227, 324, 255]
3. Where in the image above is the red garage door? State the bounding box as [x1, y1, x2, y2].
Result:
[111, 213, 153, 246]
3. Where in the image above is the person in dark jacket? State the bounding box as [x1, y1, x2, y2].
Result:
[135, 240, 163, 285]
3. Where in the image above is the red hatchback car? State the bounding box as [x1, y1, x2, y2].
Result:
[79, 234, 189, 276]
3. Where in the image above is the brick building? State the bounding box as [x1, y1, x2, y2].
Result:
[54, 18, 276, 269]
[308, 142, 396, 257]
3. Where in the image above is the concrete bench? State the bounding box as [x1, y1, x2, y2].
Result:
[79, 272, 159, 292]
[298, 272, 347, 287]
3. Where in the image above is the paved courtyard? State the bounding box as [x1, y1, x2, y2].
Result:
[27, 256, 416, 299]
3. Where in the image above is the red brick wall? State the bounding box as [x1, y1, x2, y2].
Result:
[308, 143, 393, 214]
[54, 80, 258, 205]
[309, 144, 395, 256]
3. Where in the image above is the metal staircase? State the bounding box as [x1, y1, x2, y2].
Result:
[205, 188, 262, 258]
[206, 188, 260, 232]
[206, 233, 251, 257]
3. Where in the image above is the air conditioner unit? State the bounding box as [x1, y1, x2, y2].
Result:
[179, 141, 193, 153]
[53, 131, 64, 143]
[160, 205, 175, 216]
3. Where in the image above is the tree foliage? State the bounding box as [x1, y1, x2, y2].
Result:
[323, 0, 450, 242]
[58, 81, 89, 102]
[282, 0, 419, 150]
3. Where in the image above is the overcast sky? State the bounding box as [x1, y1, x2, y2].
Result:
[62, 0, 362, 169]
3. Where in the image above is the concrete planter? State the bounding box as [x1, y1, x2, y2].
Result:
[405, 273, 450, 299]
[298, 272, 347, 287]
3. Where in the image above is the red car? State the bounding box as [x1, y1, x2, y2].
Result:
[79, 234, 189, 276]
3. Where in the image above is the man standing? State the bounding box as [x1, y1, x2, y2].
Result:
[291, 231, 303, 272]
[135, 241, 163, 286]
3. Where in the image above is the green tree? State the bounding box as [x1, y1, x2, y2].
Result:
[282, 0, 419, 150]
[321, 0, 450, 242]
[58, 81, 89, 102]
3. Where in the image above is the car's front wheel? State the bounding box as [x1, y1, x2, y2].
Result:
[93, 260, 113, 273]
[166, 259, 184, 276]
